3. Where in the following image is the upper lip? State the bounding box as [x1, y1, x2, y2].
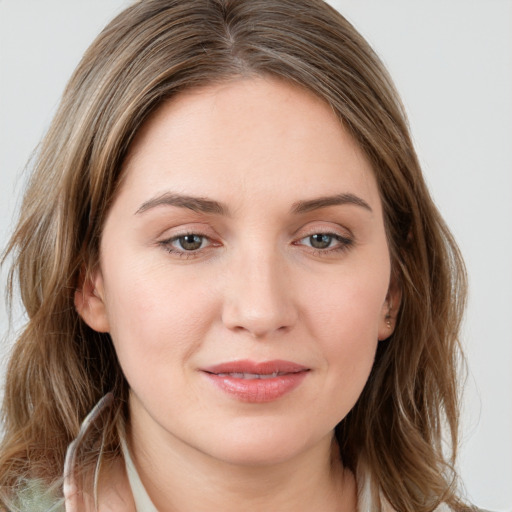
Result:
[201, 359, 309, 375]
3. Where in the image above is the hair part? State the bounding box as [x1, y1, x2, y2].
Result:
[1, 1, 469, 510]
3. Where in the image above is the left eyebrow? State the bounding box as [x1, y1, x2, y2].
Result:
[291, 193, 373, 214]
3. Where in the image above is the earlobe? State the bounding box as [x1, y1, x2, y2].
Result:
[74, 268, 110, 333]
[378, 273, 402, 341]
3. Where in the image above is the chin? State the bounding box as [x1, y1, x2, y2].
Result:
[200, 420, 329, 467]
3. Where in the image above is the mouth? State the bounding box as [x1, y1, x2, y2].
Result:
[214, 371, 290, 379]
[200, 360, 309, 403]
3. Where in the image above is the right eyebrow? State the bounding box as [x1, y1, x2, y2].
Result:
[135, 192, 229, 216]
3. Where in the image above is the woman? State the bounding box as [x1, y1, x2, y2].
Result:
[0, 0, 478, 510]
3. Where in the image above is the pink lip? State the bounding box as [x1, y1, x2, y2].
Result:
[200, 359, 309, 403]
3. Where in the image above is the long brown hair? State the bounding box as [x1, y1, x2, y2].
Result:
[1, 0, 468, 510]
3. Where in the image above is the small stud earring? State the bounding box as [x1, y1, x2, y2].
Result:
[385, 302, 393, 328]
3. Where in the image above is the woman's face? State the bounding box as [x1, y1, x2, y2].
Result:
[77, 77, 397, 467]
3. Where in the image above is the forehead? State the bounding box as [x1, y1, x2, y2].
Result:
[119, 76, 380, 211]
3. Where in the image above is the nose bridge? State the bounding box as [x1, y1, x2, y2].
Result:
[222, 242, 297, 337]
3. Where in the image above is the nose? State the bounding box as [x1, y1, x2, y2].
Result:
[221, 250, 298, 338]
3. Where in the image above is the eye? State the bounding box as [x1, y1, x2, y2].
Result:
[305, 233, 336, 249]
[174, 234, 207, 251]
[296, 232, 353, 253]
[160, 233, 212, 255]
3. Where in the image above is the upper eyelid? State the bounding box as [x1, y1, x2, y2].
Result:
[294, 224, 353, 239]
[157, 224, 218, 240]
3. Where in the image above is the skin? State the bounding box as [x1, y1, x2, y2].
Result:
[76, 76, 399, 511]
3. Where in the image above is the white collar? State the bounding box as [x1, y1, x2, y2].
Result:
[121, 438, 159, 512]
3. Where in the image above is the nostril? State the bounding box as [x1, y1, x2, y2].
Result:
[221, 262, 298, 336]
[222, 303, 297, 338]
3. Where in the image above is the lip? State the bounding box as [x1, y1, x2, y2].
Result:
[200, 359, 309, 403]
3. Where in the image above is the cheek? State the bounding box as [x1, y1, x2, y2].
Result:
[305, 262, 389, 344]
[101, 258, 218, 378]
[301, 263, 388, 409]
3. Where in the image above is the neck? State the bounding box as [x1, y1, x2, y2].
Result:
[127, 418, 357, 512]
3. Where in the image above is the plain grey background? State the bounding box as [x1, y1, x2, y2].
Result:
[1, 1, 511, 510]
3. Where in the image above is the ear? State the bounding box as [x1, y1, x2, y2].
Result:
[74, 267, 110, 333]
[378, 271, 402, 341]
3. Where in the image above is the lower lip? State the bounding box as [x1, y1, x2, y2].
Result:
[202, 371, 308, 403]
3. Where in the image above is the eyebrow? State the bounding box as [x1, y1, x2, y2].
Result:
[135, 191, 372, 216]
[291, 193, 372, 214]
[135, 192, 228, 216]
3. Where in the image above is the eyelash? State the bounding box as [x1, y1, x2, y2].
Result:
[158, 230, 354, 258]
[294, 232, 354, 255]
[159, 232, 216, 259]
